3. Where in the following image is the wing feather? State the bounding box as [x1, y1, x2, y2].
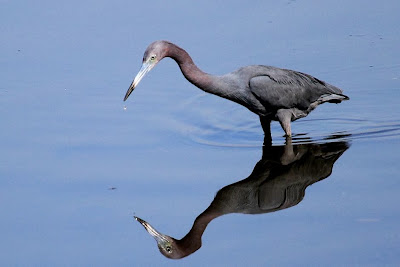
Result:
[249, 67, 341, 111]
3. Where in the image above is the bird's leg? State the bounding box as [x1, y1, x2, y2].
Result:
[276, 109, 293, 137]
[259, 116, 272, 146]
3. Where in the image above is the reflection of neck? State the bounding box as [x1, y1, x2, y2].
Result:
[178, 211, 221, 255]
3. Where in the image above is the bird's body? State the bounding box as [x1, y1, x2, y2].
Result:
[124, 41, 349, 139]
[207, 65, 346, 117]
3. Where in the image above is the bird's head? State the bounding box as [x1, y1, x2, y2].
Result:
[124, 41, 169, 101]
[134, 216, 186, 259]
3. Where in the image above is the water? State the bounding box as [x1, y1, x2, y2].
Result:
[1, 0, 400, 266]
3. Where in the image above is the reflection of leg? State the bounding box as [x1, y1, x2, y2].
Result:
[285, 136, 292, 146]
[259, 116, 272, 146]
[281, 137, 307, 165]
[277, 109, 292, 137]
[281, 137, 296, 165]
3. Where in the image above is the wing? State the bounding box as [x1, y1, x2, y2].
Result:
[249, 67, 341, 111]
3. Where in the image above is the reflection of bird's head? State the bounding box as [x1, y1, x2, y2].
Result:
[134, 216, 187, 259]
[124, 41, 171, 101]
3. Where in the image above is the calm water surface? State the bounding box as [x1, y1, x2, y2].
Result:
[1, 0, 399, 266]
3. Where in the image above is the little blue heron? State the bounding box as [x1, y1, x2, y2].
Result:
[124, 41, 349, 139]
[134, 140, 349, 259]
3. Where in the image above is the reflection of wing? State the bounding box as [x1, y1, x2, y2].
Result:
[258, 178, 306, 210]
[257, 142, 348, 212]
[249, 67, 342, 111]
[210, 141, 349, 215]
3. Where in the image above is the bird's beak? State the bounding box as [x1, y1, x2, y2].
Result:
[134, 216, 168, 244]
[124, 62, 154, 101]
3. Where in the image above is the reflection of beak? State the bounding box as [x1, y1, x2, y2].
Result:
[134, 216, 168, 244]
[124, 62, 154, 101]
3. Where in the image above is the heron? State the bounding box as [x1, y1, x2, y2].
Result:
[134, 140, 350, 259]
[124, 41, 349, 139]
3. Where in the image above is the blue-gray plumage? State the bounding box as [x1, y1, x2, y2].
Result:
[124, 40, 349, 139]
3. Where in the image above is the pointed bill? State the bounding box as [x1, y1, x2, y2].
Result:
[124, 62, 154, 101]
[134, 216, 168, 244]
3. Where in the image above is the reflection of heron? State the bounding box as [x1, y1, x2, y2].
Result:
[134, 140, 349, 259]
[124, 41, 349, 140]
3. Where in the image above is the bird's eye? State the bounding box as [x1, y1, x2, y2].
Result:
[150, 55, 156, 61]
[165, 246, 172, 253]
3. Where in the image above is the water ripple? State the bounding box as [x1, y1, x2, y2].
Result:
[172, 94, 400, 147]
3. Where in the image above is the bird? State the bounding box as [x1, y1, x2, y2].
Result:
[134, 139, 350, 259]
[124, 40, 349, 140]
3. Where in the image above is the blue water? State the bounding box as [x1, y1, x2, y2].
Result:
[1, 0, 400, 266]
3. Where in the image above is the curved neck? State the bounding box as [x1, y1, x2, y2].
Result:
[177, 211, 221, 256]
[165, 43, 221, 95]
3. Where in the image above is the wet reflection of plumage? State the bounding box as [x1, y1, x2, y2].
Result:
[135, 140, 349, 259]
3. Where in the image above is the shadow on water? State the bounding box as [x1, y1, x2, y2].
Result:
[134, 137, 350, 259]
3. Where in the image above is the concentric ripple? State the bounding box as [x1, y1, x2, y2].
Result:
[171, 93, 400, 147]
